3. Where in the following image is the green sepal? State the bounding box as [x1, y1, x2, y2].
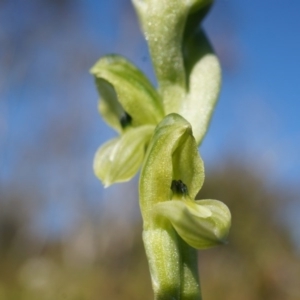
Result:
[181, 30, 221, 145]
[140, 113, 204, 227]
[94, 125, 154, 187]
[154, 199, 231, 249]
[91, 55, 164, 131]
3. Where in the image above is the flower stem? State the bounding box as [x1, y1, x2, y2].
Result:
[179, 236, 202, 300]
[143, 223, 181, 300]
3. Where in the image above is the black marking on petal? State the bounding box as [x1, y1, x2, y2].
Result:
[171, 179, 188, 196]
[120, 112, 132, 128]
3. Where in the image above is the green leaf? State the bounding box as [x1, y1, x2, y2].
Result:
[91, 55, 164, 129]
[140, 113, 204, 227]
[154, 199, 231, 249]
[180, 30, 221, 145]
[94, 125, 154, 187]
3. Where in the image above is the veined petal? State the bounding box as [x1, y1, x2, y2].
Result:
[94, 125, 154, 187]
[91, 55, 164, 130]
[139, 114, 204, 227]
[180, 30, 221, 145]
[154, 199, 231, 249]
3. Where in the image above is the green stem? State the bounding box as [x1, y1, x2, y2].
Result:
[143, 224, 181, 300]
[179, 236, 202, 300]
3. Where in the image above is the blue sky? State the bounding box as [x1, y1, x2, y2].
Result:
[202, 0, 300, 186]
[0, 0, 299, 240]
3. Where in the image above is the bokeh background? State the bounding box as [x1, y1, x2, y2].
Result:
[1, 0, 300, 299]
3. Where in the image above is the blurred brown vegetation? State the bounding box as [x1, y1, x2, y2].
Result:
[0, 161, 299, 300]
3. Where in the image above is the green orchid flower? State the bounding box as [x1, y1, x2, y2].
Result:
[92, 0, 221, 187]
[91, 55, 164, 187]
[140, 113, 231, 299]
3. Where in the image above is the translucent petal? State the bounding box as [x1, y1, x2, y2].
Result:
[94, 125, 154, 187]
[91, 55, 164, 129]
[154, 199, 231, 249]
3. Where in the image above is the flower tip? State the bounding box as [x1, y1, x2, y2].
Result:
[94, 172, 112, 188]
[90, 58, 105, 75]
[89, 63, 98, 75]
[103, 181, 112, 188]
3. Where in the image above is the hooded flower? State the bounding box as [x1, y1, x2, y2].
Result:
[140, 113, 231, 249]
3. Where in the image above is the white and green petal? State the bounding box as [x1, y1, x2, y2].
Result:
[91, 55, 164, 132]
[94, 125, 154, 187]
[154, 199, 231, 249]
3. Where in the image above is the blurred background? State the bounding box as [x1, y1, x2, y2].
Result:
[0, 0, 300, 299]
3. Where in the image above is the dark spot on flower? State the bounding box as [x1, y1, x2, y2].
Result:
[171, 179, 188, 196]
[120, 112, 132, 128]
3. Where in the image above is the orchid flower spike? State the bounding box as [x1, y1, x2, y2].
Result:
[91, 1, 231, 298]
[92, 0, 221, 188]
